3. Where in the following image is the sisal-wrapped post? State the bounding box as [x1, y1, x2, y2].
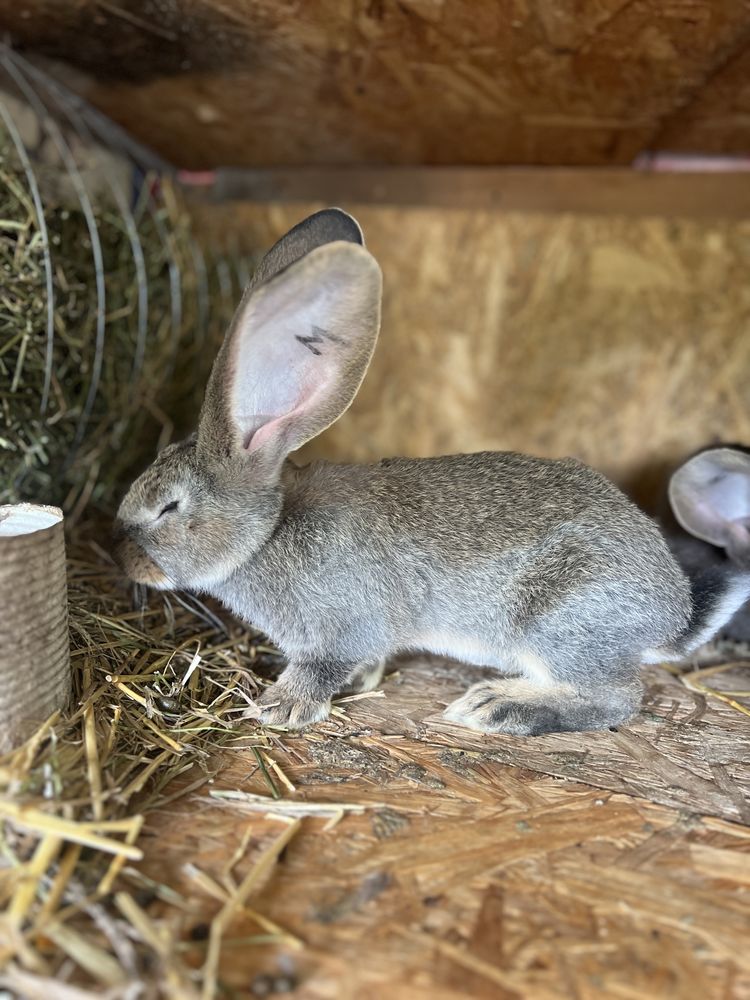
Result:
[0, 504, 71, 752]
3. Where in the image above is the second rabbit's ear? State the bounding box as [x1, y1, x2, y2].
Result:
[669, 447, 750, 565]
[200, 241, 381, 471]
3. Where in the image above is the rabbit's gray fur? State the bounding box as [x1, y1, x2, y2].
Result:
[114, 208, 750, 734]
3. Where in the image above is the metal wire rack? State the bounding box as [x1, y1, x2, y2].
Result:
[0, 43, 249, 516]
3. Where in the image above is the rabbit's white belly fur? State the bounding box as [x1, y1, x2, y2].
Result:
[412, 634, 556, 685]
[413, 631, 504, 670]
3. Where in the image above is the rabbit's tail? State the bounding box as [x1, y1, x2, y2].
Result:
[641, 567, 750, 664]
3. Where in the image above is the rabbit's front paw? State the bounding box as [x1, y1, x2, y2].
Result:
[257, 682, 331, 729]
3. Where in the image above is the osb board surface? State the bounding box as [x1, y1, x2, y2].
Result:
[6, 0, 750, 168]
[279, 656, 750, 825]
[191, 201, 750, 499]
[657, 36, 750, 157]
[141, 676, 750, 998]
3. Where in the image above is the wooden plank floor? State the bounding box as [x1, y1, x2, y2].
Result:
[142, 657, 750, 999]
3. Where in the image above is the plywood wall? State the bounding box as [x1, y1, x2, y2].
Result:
[192, 200, 750, 505]
[5, 0, 750, 169]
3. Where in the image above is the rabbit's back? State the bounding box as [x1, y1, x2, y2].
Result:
[297, 451, 680, 567]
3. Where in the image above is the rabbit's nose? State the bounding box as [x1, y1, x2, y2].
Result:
[111, 528, 169, 588]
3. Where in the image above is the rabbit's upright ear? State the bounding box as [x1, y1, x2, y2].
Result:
[669, 447, 750, 565]
[199, 241, 381, 470]
[250, 208, 364, 290]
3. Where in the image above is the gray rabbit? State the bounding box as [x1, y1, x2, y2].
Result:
[113, 209, 750, 734]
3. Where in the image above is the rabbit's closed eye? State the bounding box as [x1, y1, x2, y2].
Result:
[159, 501, 179, 518]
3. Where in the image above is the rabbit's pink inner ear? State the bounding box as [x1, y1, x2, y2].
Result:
[676, 496, 728, 546]
[222, 241, 381, 463]
[241, 419, 279, 453]
[241, 395, 314, 454]
[670, 449, 750, 548]
[236, 376, 331, 456]
[244, 417, 293, 454]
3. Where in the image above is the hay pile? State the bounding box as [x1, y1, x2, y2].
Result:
[0, 109, 303, 996]
[0, 130, 244, 516]
[0, 533, 386, 996]
[0, 533, 297, 998]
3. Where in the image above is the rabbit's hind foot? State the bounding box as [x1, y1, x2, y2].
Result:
[443, 677, 639, 736]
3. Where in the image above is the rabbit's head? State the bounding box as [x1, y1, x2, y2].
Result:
[669, 445, 750, 569]
[114, 209, 382, 590]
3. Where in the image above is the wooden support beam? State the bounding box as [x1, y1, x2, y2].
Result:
[191, 166, 750, 219]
